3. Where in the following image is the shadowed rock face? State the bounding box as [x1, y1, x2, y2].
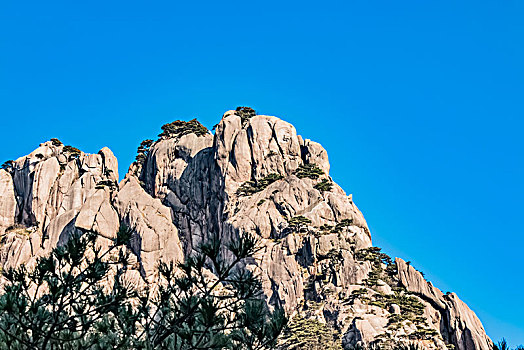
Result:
[0, 111, 492, 350]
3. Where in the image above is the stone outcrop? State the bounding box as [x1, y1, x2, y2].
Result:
[0, 110, 493, 349]
[396, 258, 492, 350]
[115, 175, 184, 278]
[0, 140, 182, 276]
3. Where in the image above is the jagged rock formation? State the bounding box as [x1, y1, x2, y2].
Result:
[396, 258, 492, 350]
[0, 110, 492, 349]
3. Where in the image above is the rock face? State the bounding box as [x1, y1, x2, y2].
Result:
[0, 111, 492, 349]
[396, 258, 492, 350]
[115, 176, 184, 278]
[0, 170, 16, 234]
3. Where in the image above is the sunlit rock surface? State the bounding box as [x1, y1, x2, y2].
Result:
[0, 111, 492, 349]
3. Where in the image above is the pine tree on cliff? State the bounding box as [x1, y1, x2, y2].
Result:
[277, 314, 342, 350]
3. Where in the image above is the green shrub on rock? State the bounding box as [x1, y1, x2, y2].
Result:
[319, 224, 334, 232]
[63, 145, 81, 159]
[236, 173, 283, 196]
[314, 178, 333, 192]
[410, 327, 439, 340]
[158, 118, 208, 139]
[294, 163, 324, 179]
[137, 139, 153, 152]
[277, 315, 342, 350]
[349, 342, 425, 350]
[135, 139, 154, 165]
[351, 288, 368, 298]
[50, 138, 62, 146]
[287, 216, 312, 232]
[235, 106, 256, 124]
[331, 218, 353, 233]
[95, 180, 118, 190]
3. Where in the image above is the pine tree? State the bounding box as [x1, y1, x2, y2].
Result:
[277, 315, 342, 350]
[138, 232, 286, 349]
[0, 228, 286, 349]
[0, 227, 136, 349]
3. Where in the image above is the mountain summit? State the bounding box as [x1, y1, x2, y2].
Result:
[0, 109, 492, 349]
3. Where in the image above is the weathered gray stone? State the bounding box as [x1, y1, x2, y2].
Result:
[1, 145, 124, 268]
[215, 114, 302, 192]
[0, 112, 493, 350]
[115, 176, 184, 279]
[31, 157, 61, 229]
[99, 147, 119, 182]
[397, 258, 446, 310]
[0, 170, 16, 233]
[445, 293, 493, 350]
[300, 138, 330, 176]
[396, 257, 492, 350]
[76, 187, 119, 240]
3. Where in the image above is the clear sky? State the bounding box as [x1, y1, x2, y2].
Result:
[1, 0, 523, 346]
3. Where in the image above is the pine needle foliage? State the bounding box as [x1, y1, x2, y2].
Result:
[277, 315, 342, 350]
[235, 107, 256, 125]
[95, 179, 118, 190]
[135, 139, 154, 165]
[236, 173, 283, 196]
[287, 216, 312, 233]
[0, 228, 286, 349]
[142, 232, 287, 349]
[493, 339, 524, 350]
[314, 179, 333, 192]
[63, 145, 82, 159]
[158, 119, 209, 139]
[0, 226, 135, 349]
[350, 343, 424, 350]
[294, 164, 324, 180]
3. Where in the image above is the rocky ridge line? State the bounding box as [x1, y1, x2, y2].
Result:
[0, 109, 492, 350]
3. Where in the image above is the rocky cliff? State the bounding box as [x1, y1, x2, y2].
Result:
[0, 109, 492, 349]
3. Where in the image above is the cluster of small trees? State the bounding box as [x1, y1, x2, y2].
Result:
[287, 216, 312, 233]
[158, 119, 209, 139]
[294, 163, 334, 193]
[0, 227, 286, 349]
[135, 139, 154, 167]
[314, 178, 333, 192]
[294, 163, 324, 180]
[277, 315, 342, 350]
[236, 173, 283, 196]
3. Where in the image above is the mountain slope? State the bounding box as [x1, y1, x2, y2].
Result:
[0, 109, 492, 349]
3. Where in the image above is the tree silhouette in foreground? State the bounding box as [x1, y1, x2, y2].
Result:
[0, 227, 286, 349]
[493, 339, 524, 350]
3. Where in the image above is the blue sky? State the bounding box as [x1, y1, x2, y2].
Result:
[1, 0, 523, 345]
